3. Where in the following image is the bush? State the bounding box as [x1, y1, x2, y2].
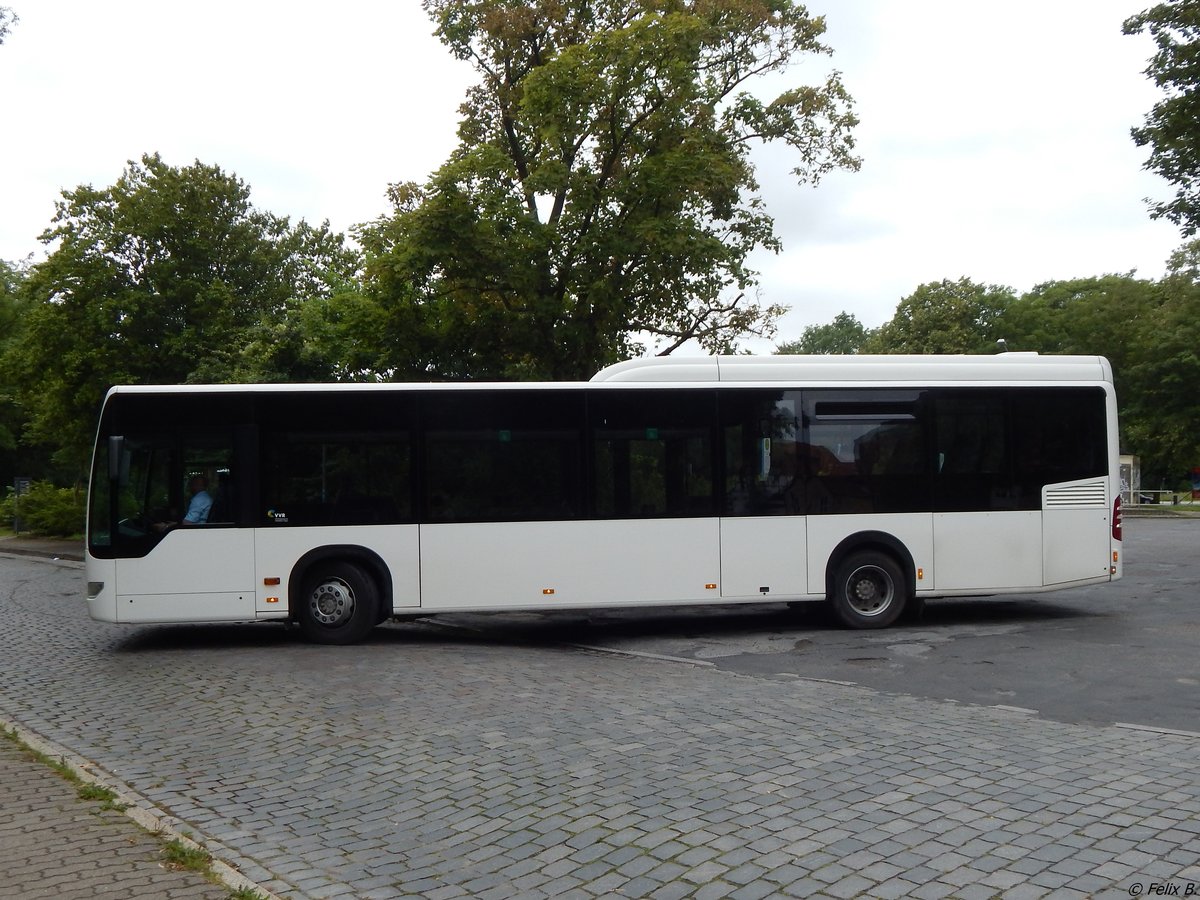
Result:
[1, 481, 85, 537]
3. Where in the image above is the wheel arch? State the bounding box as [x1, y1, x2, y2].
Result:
[824, 531, 916, 600]
[290, 545, 394, 625]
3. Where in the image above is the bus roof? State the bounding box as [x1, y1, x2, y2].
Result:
[589, 353, 1114, 384]
[101, 353, 1114, 401]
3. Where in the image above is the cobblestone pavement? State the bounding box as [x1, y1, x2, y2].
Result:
[1, 551, 1199, 899]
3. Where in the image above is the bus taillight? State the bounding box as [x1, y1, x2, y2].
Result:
[1112, 495, 1122, 541]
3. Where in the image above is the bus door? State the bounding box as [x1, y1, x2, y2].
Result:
[111, 432, 255, 622]
[931, 392, 1041, 590]
[718, 390, 808, 598]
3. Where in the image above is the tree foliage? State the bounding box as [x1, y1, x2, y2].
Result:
[1125, 0, 1200, 235]
[0, 258, 30, 477]
[0, 481, 84, 537]
[775, 311, 871, 354]
[5, 154, 359, 470]
[1120, 245, 1200, 482]
[864, 278, 1015, 354]
[360, 0, 860, 380]
[999, 274, 1160, 374]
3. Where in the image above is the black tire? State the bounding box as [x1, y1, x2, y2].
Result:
[297, 562, 379, 645]
[829, 551, 907, 629]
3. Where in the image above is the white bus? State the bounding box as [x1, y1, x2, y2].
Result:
[85, 354, 1123, 644]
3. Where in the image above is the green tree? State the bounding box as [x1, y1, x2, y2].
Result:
[865, 278, 1015, 354]
[0, 258, 32, 483]
[1125, 1, 1200, 235]
[998, 274, 1160, 378]
[223, 287, 394, 383]
[361, 0, 859, 380]
[994, 272, 1185, 484]
[1121, 244, 1200, 484]
[7, 154, 359, 470]
[776, 311, 872, 354]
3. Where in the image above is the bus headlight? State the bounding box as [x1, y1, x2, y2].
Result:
[87, 582, 104, 599]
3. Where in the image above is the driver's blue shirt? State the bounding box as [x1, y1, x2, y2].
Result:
[183, 490, 213, 524]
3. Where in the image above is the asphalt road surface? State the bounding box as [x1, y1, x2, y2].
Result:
[434, 517, 1199, 733]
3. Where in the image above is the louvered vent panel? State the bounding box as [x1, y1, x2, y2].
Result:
[1043, 481, 1107, 508]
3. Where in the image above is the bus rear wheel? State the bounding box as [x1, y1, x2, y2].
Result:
[298, 562, 379, 645]
[830, 551, 906, 629]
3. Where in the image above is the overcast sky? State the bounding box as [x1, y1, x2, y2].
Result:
[0, 0, 1182, 351]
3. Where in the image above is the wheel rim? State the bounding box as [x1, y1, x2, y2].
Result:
[844, 565, 895, 617]
[308, 576, 355, 627]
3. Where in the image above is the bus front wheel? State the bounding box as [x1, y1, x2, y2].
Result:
[830, 551, 906, 629]
[298, 563, 379, 645]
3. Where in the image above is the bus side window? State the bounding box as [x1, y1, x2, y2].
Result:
[719, 390, 804, 516]
[1011, 388, 1107, 503]
[423, 391, 582, 523]
[932, 391, 1013, 512]
[804, 392, 929, 515]
[591, 391, 716, 518]
[182, 436, 235, 525]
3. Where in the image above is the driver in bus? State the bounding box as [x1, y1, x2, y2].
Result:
[154, 475, 212, 531]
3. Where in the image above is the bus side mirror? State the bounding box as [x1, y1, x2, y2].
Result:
[108, 435, 125, 483]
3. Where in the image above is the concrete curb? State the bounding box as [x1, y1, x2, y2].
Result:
[0, 538, 84, 562]
[0, 714, 279, 900]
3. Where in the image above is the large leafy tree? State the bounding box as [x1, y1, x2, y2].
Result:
[361, 0, 859, 380]
[776, 311, 872, 354]
[0, 258, 31, 482]
[1124, 1, 1200, 234]
[1121, 244, 1200, 484]
[7, 154, 359, 469]
[865, 278, 1015, 354]
[998, 274, 1161, 376]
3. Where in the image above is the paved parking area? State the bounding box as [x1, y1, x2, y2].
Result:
[1, 537, 1199, 898]
[438, 518, 1200, 733]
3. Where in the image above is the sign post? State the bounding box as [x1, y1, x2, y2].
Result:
[12, 476, 32, 533]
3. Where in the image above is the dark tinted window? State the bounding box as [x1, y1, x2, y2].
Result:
[424, 391, 583, 523]
[720, 390, 805, 515]
[261, 393, 414, 526]
[1012, 388, 1107, 505]
[933, 391, 1014, 511]
[265, 434, 412, 526]
[804, 391, 929, 514]
[591, 391, 715, 517]
[932, 387, 1108, 511]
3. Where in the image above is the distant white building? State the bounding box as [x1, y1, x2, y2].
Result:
[1119, 455, 1139, 505]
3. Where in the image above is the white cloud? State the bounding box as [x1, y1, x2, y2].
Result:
[0, 0, 472, 256]
[0, 0, 1184, 355]
[752, 0, 1181, 343]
